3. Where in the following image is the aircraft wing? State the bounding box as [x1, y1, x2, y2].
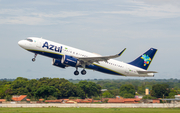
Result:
[76, 48, 126, 65]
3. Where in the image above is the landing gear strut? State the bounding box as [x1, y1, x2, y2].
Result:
[74, 67, 79, 75]
[32, 54, 37, 62]
[81, 63, 87, 75]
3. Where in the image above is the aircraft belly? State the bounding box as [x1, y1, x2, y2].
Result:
[28, 50, 63, 60]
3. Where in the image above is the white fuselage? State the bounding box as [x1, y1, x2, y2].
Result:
[18, 37, 154, 77]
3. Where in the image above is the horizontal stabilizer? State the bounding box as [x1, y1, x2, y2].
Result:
[137, 71, 157, 74]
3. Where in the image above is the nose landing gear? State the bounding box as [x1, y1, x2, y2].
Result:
[32, 54, 37, 62]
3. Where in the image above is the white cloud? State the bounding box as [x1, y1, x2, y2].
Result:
[133, 4, 180, 18]
[32, 11, 88, 18]
[0, 16, 44, 25]
[103, 2, 180, 19]
[138, 0, 180, 6]
[0, 8, 88, 25]
[0, 9, 24, 15]
[1, 1, 180, 25]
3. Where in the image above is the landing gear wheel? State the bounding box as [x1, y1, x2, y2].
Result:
[32, 54, 37, 62]
[32, 58, 36, 62]
[81, 70, 86, 75]
[74, 71, 79, 76]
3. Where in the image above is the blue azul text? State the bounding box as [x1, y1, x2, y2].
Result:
[42, 42, 62, 53]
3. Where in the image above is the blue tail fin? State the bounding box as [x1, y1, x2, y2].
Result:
[128, 48, 157, 70]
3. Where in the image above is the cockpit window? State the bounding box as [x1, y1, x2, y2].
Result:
[27, 39, 33, 42]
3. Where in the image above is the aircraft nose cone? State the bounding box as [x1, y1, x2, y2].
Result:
[18, 40, 23, 47]
[18, 40, 26, 48]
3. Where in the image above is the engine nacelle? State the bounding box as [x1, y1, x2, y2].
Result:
[61, 55, 80, 67]
[52, 59, 66, 68]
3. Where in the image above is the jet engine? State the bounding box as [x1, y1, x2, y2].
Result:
[61, 55, 80, 67]
[52, 59, 66, 68]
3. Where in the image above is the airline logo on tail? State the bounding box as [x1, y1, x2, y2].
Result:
[141, 54, 151, 66]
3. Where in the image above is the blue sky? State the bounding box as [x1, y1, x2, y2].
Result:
[0, 0, 180, 79]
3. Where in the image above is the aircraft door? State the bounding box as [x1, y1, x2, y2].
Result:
[35, 39, 41, 48]
[124, 66, 130, 75]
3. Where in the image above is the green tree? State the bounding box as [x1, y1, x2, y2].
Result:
[47, 95, 57, 100]
[142, 95, 157, 99]
[26, 79, 38, 98]
[11, 77, 29, 95]
[123, 93, 135, 98]
[109, 89, 119, 97]
[86, 82, 101, 97]
[119, 84, 135, 98]
[78, 81, 89, 98]
[5, 95, 12, 101]
[0, 84, 12, 99]
[35, 86, 59, 99]
[167, 89, 177, 98]
[150, 84, 170, 98]
[151, 84, 169, 98]
[78, 81, 101, 98]
[73, 85, 85, 98]
[58, 79, 77, 98]
[102, 91, 113, 98]
[137, 85, 145, 95]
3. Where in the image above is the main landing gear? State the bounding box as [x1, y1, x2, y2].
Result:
[74, 70, 79, 75]
[81, 69, 86, 75]
[32, 54, 37, 62]
[74, 67, 87, 75]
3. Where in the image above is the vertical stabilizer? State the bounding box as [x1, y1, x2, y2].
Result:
[128, 48, 157, 70]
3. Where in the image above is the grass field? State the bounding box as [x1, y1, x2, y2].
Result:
[0, 108, 180, 113]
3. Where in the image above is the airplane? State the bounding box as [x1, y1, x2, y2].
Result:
[18, 37, 157, 77]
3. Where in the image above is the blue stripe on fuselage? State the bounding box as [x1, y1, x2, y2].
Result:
[28, 50, 63, 60]
[28, 50, 122, 75]
[86, 65, 120, 75]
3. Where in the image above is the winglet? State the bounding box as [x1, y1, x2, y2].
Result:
[118, 48, 126, 56]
